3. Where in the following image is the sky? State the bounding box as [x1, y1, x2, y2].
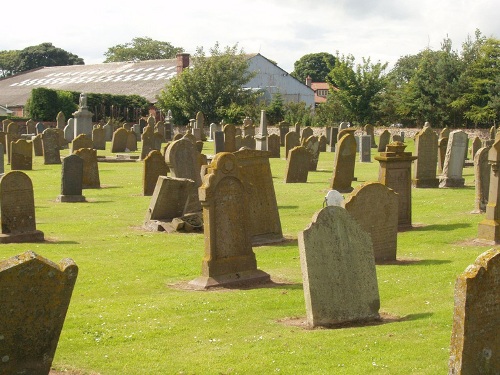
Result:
[3, 0, 499, 74]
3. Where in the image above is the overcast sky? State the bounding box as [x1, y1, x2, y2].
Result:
[3, 0, 498, 74]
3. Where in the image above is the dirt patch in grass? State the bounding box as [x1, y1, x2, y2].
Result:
[278, 312, 403, 330]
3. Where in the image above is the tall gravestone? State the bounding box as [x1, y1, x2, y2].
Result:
[141, 125, 154, 160]
[318, 135, 327, 153]
[298, 206, 380, 327]
[111, 128, 128, 153]
[470, 136, 482, 160]
[449, 249, 500, 374]
[375, 142, 417, 230]
[64, 119, 75, 143]
[26, 119, 36, 134]
[284, 146, 310, 183]
[472, 147, 490, 214]
[440, 130, 468, 188]
[223, 123, 236, 153]
[413, 125, 439, 188]
[364, 124, 377, 148]
[255, 110, 268, 151]
[73, 93, 93, 137]
[92, 126, 106, 150]
[267, 134, 280, 158]
[234, 149, 283, 245]
[329, 133, 356, 193]
[214, 131, 225, 154]
[32, 134, 43, 157]
[41, 128, 61, 165]
[0, 171, 44, 243]
[378, 129, 391, 152]
[143, 150, 169, 196]
[73, 148, 100, 189]
[103, 121, 113, 141]
[359, 135, 371, 162]
[0, 251, 78, 375]
[126, 130, 138, 151]
[285, 131, 300, 160]
[327, 127, 338, 152]
[300, 126, 313, 145]
[189, 153, 270, 289]
[10, 139, 32, 171]
[343, 182, 399, 262]
[438, 137, 449, 174]
[57, 154, 85, 202]
[278, 121, 290, 146]
[165, 138, 202, 188]
[0, 144, 4, 174]
[56, 111, 65, 129]
[304, 135, 320, 171]
[6, 122, 21, 164]
[478, 139, 500, 243]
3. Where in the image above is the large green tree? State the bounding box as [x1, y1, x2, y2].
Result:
[0, 50, 20, 77]
[291, 52, 336, 82]
[17, 43, 84, 72]
[156, 43, 260, 124]
[104, 37, 184, 62]
[326, 55, 387, 124]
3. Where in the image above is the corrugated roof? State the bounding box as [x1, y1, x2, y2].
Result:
[0, 59, 179, 106]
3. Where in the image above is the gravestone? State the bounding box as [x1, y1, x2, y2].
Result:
[330, 133, 356, 193]
[41, 128, 61, 164]
[0, 144, 3, 173]
[234, 149, 283, 245]
[71, 133, 92, 153]
[214, 131, 225, 154]
[73, 93, 93, 137]
[223, 123, 236, 152]
[0, 131, 6, 155]
[92, 127, 106, 150]
[241, 135, 256, 150]
[36, 122, 45, 135]
[0, 251, 78, 374]
[6, 124, 21, 164]
[438, 137, 449, 174]
[189, 153, 270, 289]
[285, 131, 300, 160]
[324, 189, 344, 206]
[153, 132, 163, 151]
[103, 120, 113, 141]
[64, 119, 75, 142]
[392, 134, 403, 142]
[57, 154, 85, 202]
[490, 125, 496, 140]
[294, 122, 301, 134]
[278, 121, 290, 146]
[375, 142, 417, 229]
[126, 130, 137, 151]
[155, 120, 166, 142]
[0, 171, 44, 243]
[413, 125, 439, 188]
[143, 150, 169, 196]
[284, 146, 310, 183]
[56, 111, 66, 129]
[472, 147, 490, 214]
[359, 135, 371, 162]
[298, 206, 380, 328]
[337, 127, 356, 142]
[378, 129, 391, 152]
[140, 125, 154, 160]
[318, 135, 327, 152]
[478, 139, 500, 243]
[32, 134, 43, 156]
[440, 130, 467, 188]
[255, 110, 268, 151]
[440, 127, 450, 139]
[111, 128, 128, 153]
[304, 135, 320, 171]
[267, 134, 280, 158]
[143, 176, 200, 231]
[300, 126, 313, 145]
[73, 148, 100, 189]
[327, 127, 338, 152]
[165, 138, 202, 188]
[26, 119, 36, 134]
[208, 123, 219, 140]
[364, 124, 377, 148]
[343, 182, 398, 262]
[339, 122, 349, 131]
[449, 249, 500, 374]
[10, 139, 32, 170]
[470, 136, 482, 160]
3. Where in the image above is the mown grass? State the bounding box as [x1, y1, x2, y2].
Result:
[0, 135, 491, 374]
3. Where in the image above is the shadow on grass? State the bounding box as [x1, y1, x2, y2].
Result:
[43, 238, 79, 245]
[278, 205, 300, 209]
[410, 223, 471, 232]
[377, 258, 451, 266]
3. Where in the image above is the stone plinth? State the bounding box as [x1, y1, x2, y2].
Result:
[73, 108, 94, 138]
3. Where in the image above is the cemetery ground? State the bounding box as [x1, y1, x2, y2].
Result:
[0, 136, 490, 374]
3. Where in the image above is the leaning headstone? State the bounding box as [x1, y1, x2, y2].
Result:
[285, 131, 300, 160]
[359, 135, 371, 162]
[223, 123, 236, 152]
[298, 206, 380, 328]
[472, 147, 490, 214]
[189, 153, 270, 289]
[364, 124, 377, 148]
[143, 176, 200, 231]
[267, 134, 280, 158]
[143, 150, 168, 196]
[378, 129, 391, 152]
[375, 142, 418, 230]
[300, 126, 313, 145]
[73, 148, 100, 189]
[41, 128, 61, 164]
[0, 171, 44, 243]
[438, 137, 449, 174]
[111, 128, 128, 153]
[10, 139, 32, 171]
[304, 135, 320, 171]
[343, 182, 399, 262]
[234, 149, 283, 244]
[284, 146, 310, 183]
[92, 126, 106, 150]
[413, 125, 439, 188]
[0, 251, 78, 375]
[449, 249, 500, 374]
[440, 130, 467, 188]
[71, 133, 93, 153]
[478, 139, 500, 243]
[330, 133, 356, 193]
[56, 154, 85, 202]
[165, 138, 202, 188]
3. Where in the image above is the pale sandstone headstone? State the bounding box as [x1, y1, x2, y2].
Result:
[189, 153, 270, 289]
[56, 111, 66, 129]
[449, 249, 500, 374]
[330, 133, 356, 193]
[73, 148, 100, 189]
[111, 128, 128, 153]
[285, 131, 300, 160]
[378, 129, 391, 152]
[223, 123, 236, 153]
[0, 251, 78, 375]
[165, 138, 202, 188]
[143, 150, 168, 196]
[92, 127, 106, 150]
[440, 130, 467, 188]
[284, 146, 310, 183]
[10, 139, 32, 171]
[298, 206, 380, 327]
[71, 133, 93, 153]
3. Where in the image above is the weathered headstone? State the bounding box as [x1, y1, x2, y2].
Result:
[413, 125, 439, 188]
[92, 126, 106, 150]
[223, 123, 236, 153]
[56, 111, 66, 129]
[448, 249, 500, 374]
[378, 129, 391, 152]
[0, 251, 78, 374]
[143, 150, 168, 196]
[10, 139, 32, 171]
[141, 125, 154, 160]
[343, 182, 399, 262]
[32, 134, 43, 156]
[478, 139, 500, 243]
[26, 119, 36, 134]
[41, 128, 61, 164]
[285, 131, 300, 160]
[327, 127, 338, 152]
[64, 118, 75, 143]
[103, 120, 113, 141]
[126, 130, 138, 151]
[472, 147, 490, 214]
[440, 127, 450, 139]
[111, 128, 128, 153]
[330, 133, 356, 193]
[375, 142, 417, 229]
[278, 121, 290, 146]
[57, 154, 85, 202]
[318, 135, 327, 152]
[240, 135, 256, 150]
[359, 135, 372, 162]
[165, 138, 202, 188]
[440, 130, 467, 188]
[267, 134, 280, 158]
[304, 135, 320, 171]
[364, 124, 377, 148]
[300, 126, 313, 145]
[0, 171, 44, 243]
[71, 133, 93, 153]
[284, 146, 310, 183]
[0, 144, 4, 174]
[189, 153, 270, 289]
[470, 136, 482, 160]
[214, 131, 225, 154]
[73, 148, 100, 189]
[438, 137, 449, 174]
[298, 206, 380, 328]
[35, 122, 45, 135]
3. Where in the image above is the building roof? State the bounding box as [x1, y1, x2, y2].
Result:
[0, 59, 179, 106]
[310, 82, 329, 104]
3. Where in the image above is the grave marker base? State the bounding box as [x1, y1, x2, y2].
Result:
[189, 269, 270, 290]
[0, 230, 44, 244]
[56, 195, 86, 203]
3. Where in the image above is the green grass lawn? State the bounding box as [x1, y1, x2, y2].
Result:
[0, 136, 491, 374]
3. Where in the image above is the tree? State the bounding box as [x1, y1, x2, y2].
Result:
[156, 42, 260, 125]
[17, 43, 84, 72]
[326, 55, 388, 124]
[104, 37, 184, 62]
[0, 50, 20, 77]
[291, 52, 336, 82]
